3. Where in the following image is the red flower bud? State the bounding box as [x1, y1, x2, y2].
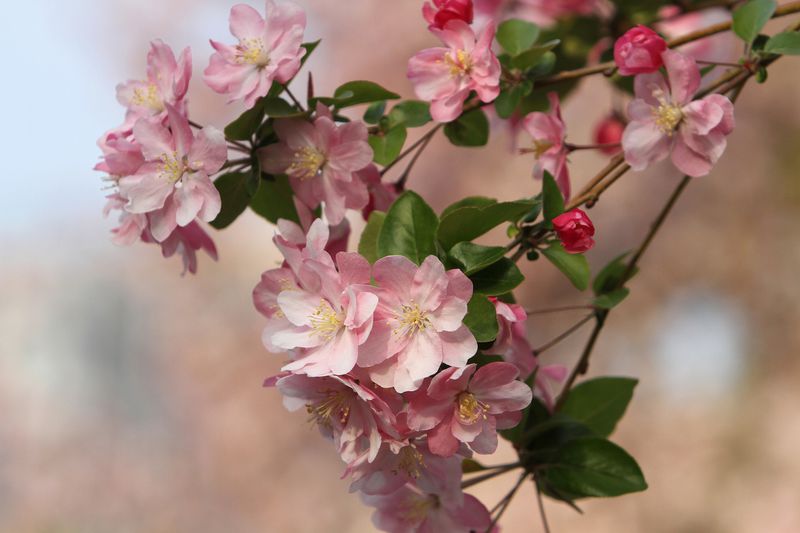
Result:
[593, 114, 625, 155]
[422, 0, 474, 31]
[552, 209, 595, 254]
[614, 25, 667, 76]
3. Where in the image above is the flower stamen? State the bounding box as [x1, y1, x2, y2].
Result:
[456, 392, 489, 424]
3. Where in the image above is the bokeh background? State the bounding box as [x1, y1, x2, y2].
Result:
[2, 1, 800, 531]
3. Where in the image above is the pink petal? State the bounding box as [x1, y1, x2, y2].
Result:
[229, 3, 265, 40]
[439, 325, 477, 367]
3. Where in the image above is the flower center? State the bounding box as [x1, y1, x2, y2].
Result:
[404, 494, 438, 523]
[288, 146, 326, 180]
[309, 300, 343, 340]
[653, 103, 683, 134]
[236, 38, 270, 67]
[132, 83, 164, 113]
[395, 445, 425, 479]
[306, 391, 350, 429]
[393, 302, 431, 336]
[457, 392, 489, 424]
[520, 139, 554, 159]
[159, 152, 187, 183]
[444, 49, 473, 77]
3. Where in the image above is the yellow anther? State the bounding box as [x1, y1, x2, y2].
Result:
[653, 103, 683, 135]
[159, 151, 186, 183]
[288, 146, 326, 180]
[131, 83, 164, 112]
[309, 300, 343, 340]
[236, 38, 270, 67]
[457, 392, 489, 424]
[393, 302, 431, 337]
[395, 446, 425, 479]
[444, 49, 473, 76]
[306, 391, 350, 429]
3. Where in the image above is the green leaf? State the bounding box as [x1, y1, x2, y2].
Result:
[733, 0, 776, 44]
[332, 80, 401, 108]
[262, 97, 302, 118]
[444, 108, 489, 147]
[440, 196, 498, 219]
[500, 397, 551, 446]
[369, 126, 407, 166]
[469, 258, 525, 295]
[388, 100, 432, 128]
[449, 242, 507, 275]
[542, 171, 565, 222]
[764, 31, 800, 54]
[462, 458, 488, 473]
[437, 200, 536, 249]
[249, 174, 300, 224]
[593, 253, 637, 295]
[496, 19, 541, 56]
[542, 244, 590, 291]
[511, 39, 560, 70]
[300, 40, 321, 69]
[542, 438, 647, 498]
[377, 191, 439, 264]
[363, 101, 387, 124]
[463, 294, 499, 342]
[224, 99, 266, 141]
[210, 172, 254, 229]
[358, 211, 386, 264]
[494, 85, 525, 119]
[560, 377, 638, 437]
[593, 288, 630, 309]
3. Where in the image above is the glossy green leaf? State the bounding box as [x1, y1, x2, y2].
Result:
[733, 0, 776, 44]
[542, 438, 647, 498]
[437, 200, 536, 249]
[444, 108, 489, 147]
[593, 253, 637, 295]
[440, 196, 498, 219]
[497, 19, 541, 56]
[542, 244, 590, 291]
[764, 31, 800, 54]
[388, 100, 432, 128]
[263, 97, 302, 118]
[377, 191, 439, 264]
[593, 288, 630, 309]
[249, 174, 300, 224]
[224, 100, 265, 141]
[210, 172, 254, 229]
[463, 294, 499, 342]
[358, 211, 386, 264]
[494, 84, 525, 119]
[369, 126, 407, 166]
[332, 80, 401, 108]
[560, 377, 638, 437]
[511, 39, 560, 69]
[300, 40, 321, 69]
[462, 459, 488, 473]
[469, 258, 525, 295]
[363, 101, 387, 124]
[542, 171, 565, 222]
[448, 242, 507, 275]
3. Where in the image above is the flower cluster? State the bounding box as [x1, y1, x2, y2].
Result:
[255, 220, 547, 532]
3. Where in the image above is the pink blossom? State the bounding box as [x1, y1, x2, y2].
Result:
[423, 0, 474, 31]
[406, 363, 532, 456]
[360, 255, 478, 393]
[204, 1, 307, 109]
[362, 484, 491, 533]
[475, 0, 610, 28]
[120, 105, 227, 241]
[484, 299, 536, 378]
[358, 164, 400, 219]
[407, 20, 500, 123]
[259, 104, 372, 225]
[272, 373, 395, 464]
[614, 25, 667, 76]
[116, 40, 191, 126]
[593, 114, 625, 155]
[622, 50, 735, 177]
[534, 364, 568, 411]
[553, 208, 595, 253]
[103, 194, 148, 247]
[521, 92, 571, 199]
[95, 132, 145, 180]
[657, 7, 736, 67]
[154, 220, 218, 276]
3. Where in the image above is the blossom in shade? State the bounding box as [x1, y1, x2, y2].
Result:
[358, 164, 400, 220]
[121, 105, 226, 241]
[521, 92, 571, 199]
[423, 0, 474, 31]
[475, 0, 610, 28]
[552, 208, 595, 254]
[150, 220, 218, 276]
[614, 25, 667, 76]
[484, 298, 536, 378]
[103, 194, 148, 247]
[533, 364, 568, 412]
[259, 104, 372, 225]
[657, 7, 736, 67]
[407, 20, 500, 123]
[360, 255, 478, 393]
[204, 0, 307, 109]
[116, 40, 192, 126]
[362, 484, 491, 533]
[593, 114, 625, 155]
[622, 50, 735, 177]
[406, 363, 532, 456]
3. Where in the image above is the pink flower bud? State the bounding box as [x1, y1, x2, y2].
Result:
[422, 0, 474, 30]
[593, 114, 625, 155]
[614, 25, 667, 76]
[553, 209, 595, 254]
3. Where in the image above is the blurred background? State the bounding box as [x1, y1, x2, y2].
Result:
[2, 1, 800, 531]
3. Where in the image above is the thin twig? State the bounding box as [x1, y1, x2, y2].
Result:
[461, 464, 520, 489]
[526, 304, 595, 316]
[381, 124, 443, 177]
[554, 313, 606, 410]
[395, 131, 436, 189]
[486, 473, 528, 533]
[582, 163, 631, 208]
[534, 474, 552, 533]
[532, 314, 594, 356]
[284, 86, 305, 112]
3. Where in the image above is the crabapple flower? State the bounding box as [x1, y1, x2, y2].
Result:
[362, 484, 491, 533]
[259, 104, 372, 225]
[407, 20, 500, 123]
[475, 0, 610, 28]
[484, 298, 536, 378]
[149, 220, 218, 276]
[622, 50, 735, 177]
[553, 208, 595, 253]
[121, 105, 226, 241]
[594, 114, 625, 155]
[95, 132, 145, 181]
[614, 26, 667, 76]
[406, 363, 532, 456]
[116, 40, 191, 126]
[272, 373, 396, 464]
[204, 0, 307, 109]
[423, 0, 474, 31]
[103, 194, 148, 247]
[657, 7, 736, 67]
[521, 92, 571, 199]
[358, 164, 400, 220]
[533, 364, 568, 412]
[361, 255, 478, 393]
